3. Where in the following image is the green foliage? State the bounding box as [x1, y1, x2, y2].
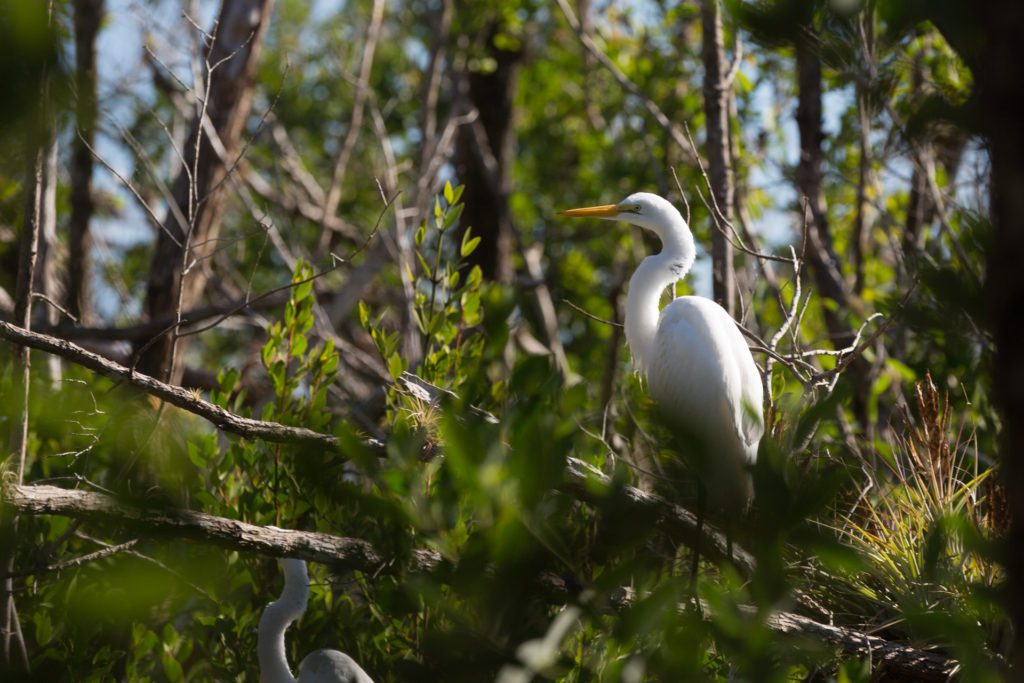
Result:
[364, 182, 487, 394]
[0, 0, 1009, 680]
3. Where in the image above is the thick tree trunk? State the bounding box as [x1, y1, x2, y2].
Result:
[915, 1, 1024, 669]
[794, 39, 847, 323]
[794, 33, 870, 427]
[137, 0, 273, 382]
[67, 0, 103, 325]
[973, 4, 1024, 672]
[700, 0, 735, 316]
[453, 23, 521, 283]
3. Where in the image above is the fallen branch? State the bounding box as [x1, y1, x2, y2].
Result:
[3, 482, 958, 679]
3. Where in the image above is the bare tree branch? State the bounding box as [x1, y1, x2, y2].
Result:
[0, 321, 343, 452]
[2, 483, 437, 574]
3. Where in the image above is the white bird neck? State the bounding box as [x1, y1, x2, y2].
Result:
[259, 561, 310, 683]
[259, 602, 299, 683]
[624, 220, 696, 376]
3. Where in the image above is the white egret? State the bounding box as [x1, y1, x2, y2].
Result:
[560, 192, 763, 562]
[259, 558, 374, 683]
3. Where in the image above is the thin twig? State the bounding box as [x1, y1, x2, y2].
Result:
[563, 298, 623, 328]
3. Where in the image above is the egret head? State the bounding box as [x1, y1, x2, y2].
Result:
[559, 192, 688, 244]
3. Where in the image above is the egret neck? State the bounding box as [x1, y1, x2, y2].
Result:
[624, 215, 696, 376]
[258, 560, 310, 683]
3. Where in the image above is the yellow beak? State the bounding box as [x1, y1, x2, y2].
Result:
[557, 204, 620, 218]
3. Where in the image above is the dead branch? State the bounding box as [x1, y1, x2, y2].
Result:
[0, 321, 342, 452]
[2, 483, 437, 575]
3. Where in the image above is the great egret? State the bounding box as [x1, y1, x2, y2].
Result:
[560, 192, 763, 556]
[259, 558, 374, 683]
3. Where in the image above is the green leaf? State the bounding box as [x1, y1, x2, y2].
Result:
[358, 300, 370, 327]
[161, 650, 184, 683]
[443, 179, 454, 204]
[415, 222, 426, 246]
[294, 278, 313, 302]
[461, 227, 481, 257]
[291, 334, 308, 358]
[260, 340, 274, 368]
[416, 250, 432, 277]
[413, 308, 429, 335]
[269, 360, 287, 392]
[186, 442, 206, 468]
[450, 183, 465, 205]
[443, 203, 464, 231]
[323, 352, 339, 374]
[462, 291, 481, 318]
[387, 353, 407, 379]
[466, 265, 483, 290]
[34, 611, 52, 647]
[434, 195, 442, 219]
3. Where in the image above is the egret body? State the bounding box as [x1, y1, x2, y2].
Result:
[258, 558, 374, 683]
[560, 193, 764, 512]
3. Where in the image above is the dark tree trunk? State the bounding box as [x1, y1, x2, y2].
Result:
[913, 1, 1024, 669]
[453, 24, 522, 284]
[971, 3, 1024, 672]
[794, 39, 846, 321]
[700, 0, 735, 316]
[136, 0, 273, 382]
[794, 32, 870, 428]
[67, 0, 103, 325]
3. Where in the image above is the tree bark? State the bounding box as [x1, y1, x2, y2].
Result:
[0, 320, 343, 452]
[67, 0, 104, 326]
[794, 30, 870, 427]
[794, 38, 847, 325]
[700, 0, 735, 316]
[137, 0, 273, 382]
[971, 3, 1024, 672]
[453, 21, 522, 283]
[915, 1, 1024, 669]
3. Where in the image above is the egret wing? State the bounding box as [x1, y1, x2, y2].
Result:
[650, 297, 763, 464]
